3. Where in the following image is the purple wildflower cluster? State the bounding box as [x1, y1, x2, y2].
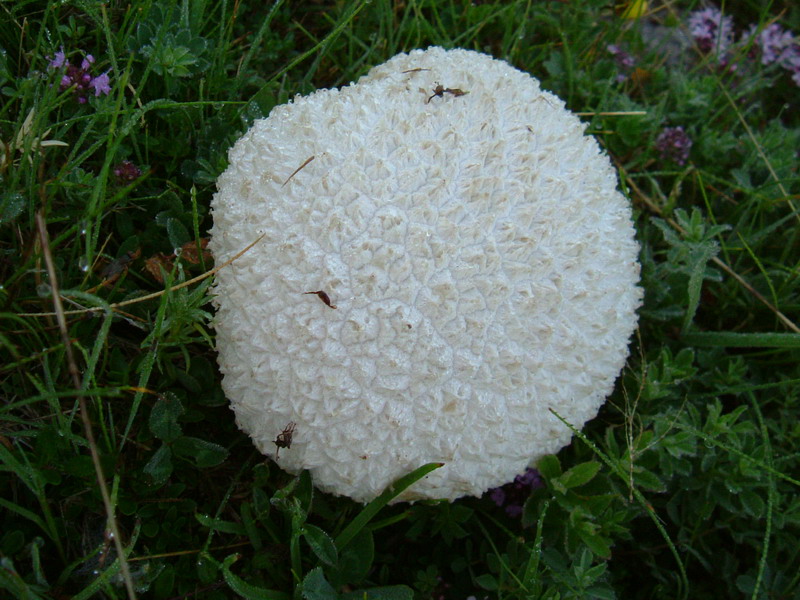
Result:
[655, 126, 693, 166]
[647, 7, 799, 167]
[688, 7, 735, 55]
[607, 44, 636, 83]
[688, 6, 800, 86]
[48, 48, 111, 103]
[113, 160, 142, 183]
[743, 23, 800, 86]
[488, 468, 543, 518]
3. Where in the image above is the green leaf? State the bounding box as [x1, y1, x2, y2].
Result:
[662, 431, 697, 459]
[577, 530, 612, 559]
[173, 436, 229, 467]
[220, 554, 290, 600]
[252, 487, 271, 523]
[0, 192, 25, 225]
[558, 461, 601, 489]
[740, 490, 765, 518]
[586, 585, 616, 600]
[197, 553, 219, 583]
[303, 524, 338, 566]
[332, 529, 373, 586]
[301, 567, 338, 600]
[0, 556, 48, 600]
[0, 498, 49, 539]
[474, 573, 498, 591]
[143, 444, 173, 486]
[632, 467, 666, 492]
[196, 513, 246, 535]
[149, 393, 184, 442]
[682, 243, 720, 332]
[340, 586, 414, 600]
[154, 564, 175, 598]
[334, 462, 443, 550]
[537, 454, 561, 480]
[240, 502, 262, 550]
[167, 217, 191, 249]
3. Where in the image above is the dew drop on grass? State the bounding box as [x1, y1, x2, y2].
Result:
[78, 256, 89, 272]
[36, 283, 51, 297]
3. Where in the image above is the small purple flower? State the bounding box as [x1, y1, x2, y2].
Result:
[514, 469, 541, 487]
[48, 49, 112, 103]
[487, 468, 543, 518]
[688, 7, 735, 55]
[742, 22, 800, 75]
[607, 44, 636, 82]
[489, 487, 506, 506]
[113, 160, 142, 183]
[49, 48, 66, 69]
[755, 24, 795, 66]
[90, 72, 112, 97]
[655, 126, 693, 166]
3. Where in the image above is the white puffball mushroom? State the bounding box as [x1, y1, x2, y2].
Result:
[210, 47, 642, 503]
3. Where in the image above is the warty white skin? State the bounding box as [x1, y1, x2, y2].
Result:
[210, 47, 642, 503]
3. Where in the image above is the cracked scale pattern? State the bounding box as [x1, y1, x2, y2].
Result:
[210, 47, 642, 502]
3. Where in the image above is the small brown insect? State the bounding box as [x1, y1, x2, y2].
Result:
[303, 290, 337, 309]
[99, 248, 141, 280]
[274, 422, 296, 458]
[282, 155, 315, 187]
[426, 84, 467, 104]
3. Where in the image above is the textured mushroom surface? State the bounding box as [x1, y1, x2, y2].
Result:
[210, 47, 642, 503]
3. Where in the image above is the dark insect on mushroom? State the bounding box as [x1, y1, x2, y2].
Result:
[274, 421, 296, 458]
[401, 68, 431, 73]
[426, 84, 468, 104]
[303, 290, 337, 309]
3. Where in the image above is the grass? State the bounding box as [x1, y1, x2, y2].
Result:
[1, 0, 799, 598]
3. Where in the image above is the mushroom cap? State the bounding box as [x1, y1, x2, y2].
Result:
[210, 47, 642, 503]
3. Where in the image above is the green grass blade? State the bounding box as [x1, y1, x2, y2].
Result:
[682, 331, 800, 348]
[334, 462, 443, 550]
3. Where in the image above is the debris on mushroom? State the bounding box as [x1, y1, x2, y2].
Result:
[303, 290, 337, 309]
[282, 155, 316, 187]
[426, 83, 468, 103]
[210, 47, 642, 503]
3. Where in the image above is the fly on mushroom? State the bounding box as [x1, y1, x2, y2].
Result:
[426, 84, 468, 104]
[274, 421, 296, 459]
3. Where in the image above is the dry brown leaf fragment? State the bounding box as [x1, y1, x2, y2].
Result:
[179, 238, 212, 265]
[144, 253, 175, 284]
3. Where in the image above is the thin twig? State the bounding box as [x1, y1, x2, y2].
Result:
[282, 155, 315, 187]
[36, 212, 137, 600]
[575, 111, 648, 116]
[18, 234, 265, 318]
